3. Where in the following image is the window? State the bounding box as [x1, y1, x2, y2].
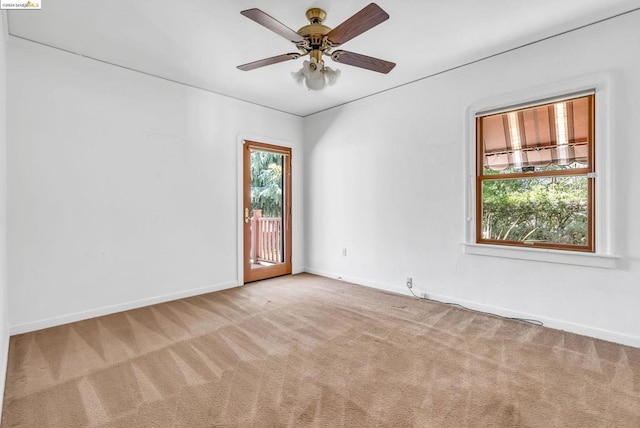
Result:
[476, 93, 595, 252]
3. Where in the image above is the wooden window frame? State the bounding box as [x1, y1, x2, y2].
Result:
[475, 94, 596, 252]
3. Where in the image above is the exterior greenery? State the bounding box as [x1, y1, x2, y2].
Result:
[250, 151, 283, 217]
[481, 173, 588, 246]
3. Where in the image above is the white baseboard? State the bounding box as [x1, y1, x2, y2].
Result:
[9, 280, 240, 335]
[304, 267, 412, 297]
[304, 267, 640, 348]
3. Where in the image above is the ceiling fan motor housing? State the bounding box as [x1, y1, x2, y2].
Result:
[298, 10, 331, 38]
[298, 8, 333, 63]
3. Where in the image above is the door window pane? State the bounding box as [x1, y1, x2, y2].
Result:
[250, 150, 285, 267]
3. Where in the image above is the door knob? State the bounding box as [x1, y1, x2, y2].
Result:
[244, 208, 249, 223]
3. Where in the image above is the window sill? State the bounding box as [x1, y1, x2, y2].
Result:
[462, 243, 620, 269]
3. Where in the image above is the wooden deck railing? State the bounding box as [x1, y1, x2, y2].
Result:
[250, 210, 282, 264]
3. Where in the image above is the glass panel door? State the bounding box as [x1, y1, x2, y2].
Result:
[243, 141, 292, 283]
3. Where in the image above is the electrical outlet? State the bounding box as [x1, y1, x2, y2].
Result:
[421, 292, 428, 299]
[342, 248, 347, 256]
[406, 277, 413, 288]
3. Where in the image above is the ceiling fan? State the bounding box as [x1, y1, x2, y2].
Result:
[237, 3, 396, 90]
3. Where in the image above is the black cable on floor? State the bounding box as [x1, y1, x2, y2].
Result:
[406, 284, 544, 327]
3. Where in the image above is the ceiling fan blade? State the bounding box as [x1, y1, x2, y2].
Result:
[241, 8, 304, 43]
[237, 53, 301, 71]
[331, 50, 395, 74]
[326, 3, 389, 46]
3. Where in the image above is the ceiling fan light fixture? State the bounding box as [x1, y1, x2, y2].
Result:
[292, 57, 340, 91]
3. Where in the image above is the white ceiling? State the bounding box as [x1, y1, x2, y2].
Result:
[7, 0, 640, 116]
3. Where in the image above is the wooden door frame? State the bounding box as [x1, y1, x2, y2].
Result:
[241, 140, 292, 283]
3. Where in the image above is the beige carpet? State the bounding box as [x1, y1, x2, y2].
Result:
[2, 273, 639, 427]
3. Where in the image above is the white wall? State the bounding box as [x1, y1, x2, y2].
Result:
[0, 10, 10, 413]
[304, 10, 640, 346]
[7, 37, 304, 332]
